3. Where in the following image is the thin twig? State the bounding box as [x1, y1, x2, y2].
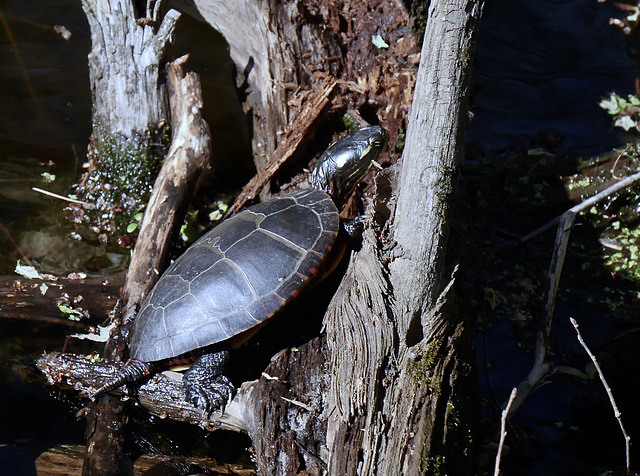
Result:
[570, 317, 631, 475]
[32, 187, 90, 206]
[518, 170, 640, 245]
[611, 144, 631, 180]
[0, 221, 32, 265]
[494, 387, 517, 476]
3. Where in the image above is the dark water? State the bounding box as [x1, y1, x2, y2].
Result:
[0, 0, 638, 474]
[467, 0, 636, 156]
[0, 2, 92, 473]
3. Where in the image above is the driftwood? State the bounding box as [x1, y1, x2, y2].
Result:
[38, 334, 330, 473]
[0, 275, 121, 328]
[120, 55, 212, 329]
[508, 170, 640, 415]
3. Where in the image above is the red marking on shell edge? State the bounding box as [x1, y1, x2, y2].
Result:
[167, 355, 197, 366]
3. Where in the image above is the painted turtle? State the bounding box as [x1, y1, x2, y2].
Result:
[92, 125, 388, 412]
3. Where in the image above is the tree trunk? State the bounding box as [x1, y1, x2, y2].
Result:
[83, 0, 178, 137]
[73, 0, 180, 238]
[73, 3, 214, 474]
[172, 0, 415, 175]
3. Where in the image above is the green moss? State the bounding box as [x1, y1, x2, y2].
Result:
[410, 1, 430, 40]
[341, 114, 361, 133]
[73, 123, 171, 239]
[566, 143, 640, 283]
[407, 347, 439, 388]
[426, 455, 444, 473]
[395, 130, 406, 153]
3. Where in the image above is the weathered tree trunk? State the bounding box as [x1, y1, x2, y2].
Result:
[73, 0, 180, 237]
[325, 1, 484, 472]
[83, 0, 178, 137]
[74, 3, 215, 474]
[78, 3, 182, 473]
[119, 55, 212, 331]
[172, 0, 415, 176]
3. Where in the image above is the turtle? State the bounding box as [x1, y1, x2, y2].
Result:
[91, 125, 389, 412]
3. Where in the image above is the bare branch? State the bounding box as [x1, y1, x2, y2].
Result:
[570, 318, 631, 475]
[507, 170, 640, 415]
[494, 387, 517, 476]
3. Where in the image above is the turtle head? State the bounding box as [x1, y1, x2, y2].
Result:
[310, 125, 388, 205]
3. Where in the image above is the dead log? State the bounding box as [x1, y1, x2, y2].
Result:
[0, 275, 121, 328]
[119, 54, 212, 331]
[72, 0, 181, 238]
[163, 0, 481, 473]
[172, 0, 417, 193]
[225, 78, 337, 217]
[35, 443, 254, 476]
[77, 25, 211, 474]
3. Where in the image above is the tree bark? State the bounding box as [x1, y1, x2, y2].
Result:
[82, 0, 179, 137]
[74, 3, 210, 473]
[72, 0, 181, 238]
[172, 0, 417, 177]
[326, 2, 484, 471]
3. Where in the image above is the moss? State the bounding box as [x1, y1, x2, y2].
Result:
[410, 0, 430, 40]
[425, 455, 444, 473]
[394, 130, 406, 153]
[341, 113, 361, 133]
[72, 123, 171, 241]
[566, 143, 640, 283]
[407, 346, 439, 388]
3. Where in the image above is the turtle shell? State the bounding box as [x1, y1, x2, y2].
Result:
[129, 189, 339, 363]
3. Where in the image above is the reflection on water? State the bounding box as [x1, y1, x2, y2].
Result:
[467, 1, 640, 475]
[467, 0, 636, 156]
[0, 1, 91, 277]
[0, 3, 94, 472]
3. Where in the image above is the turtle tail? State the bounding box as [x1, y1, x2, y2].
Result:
[90, 359, 152, 400]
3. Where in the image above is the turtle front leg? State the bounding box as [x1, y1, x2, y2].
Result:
[183, 351, 235, 413]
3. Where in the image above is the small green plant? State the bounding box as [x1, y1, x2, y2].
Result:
[599, 93, 640, 132]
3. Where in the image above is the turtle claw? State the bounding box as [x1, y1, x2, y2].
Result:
[182, 351, 235, 414]
[184, 375, 235, 414]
